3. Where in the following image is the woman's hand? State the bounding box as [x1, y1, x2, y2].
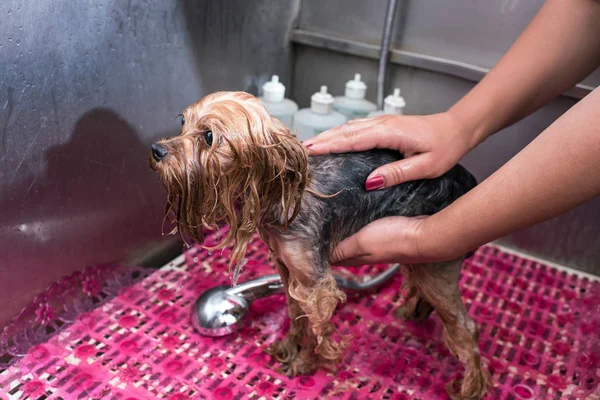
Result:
[329, 215, 458, 266]
[329, 216, 425, 266]
[304, 112, 475, 190]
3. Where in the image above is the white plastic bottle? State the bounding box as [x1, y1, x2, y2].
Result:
[292, 86, 347, 141]
[333, 73, 377, 119]
[259, 75, 298, 129]
[368, 88, 406, 117]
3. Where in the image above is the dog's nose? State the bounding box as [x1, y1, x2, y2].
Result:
[151, 143, 168, 162]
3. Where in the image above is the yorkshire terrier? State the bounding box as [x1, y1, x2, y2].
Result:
[150, 91, 490, 400]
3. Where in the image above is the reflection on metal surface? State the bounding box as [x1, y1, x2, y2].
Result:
[5, 211, 116, 244]
[0, 0, 299, 327]
[291, 29, 594, 100]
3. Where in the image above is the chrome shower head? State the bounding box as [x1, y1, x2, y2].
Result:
[191, 264, 399, 337]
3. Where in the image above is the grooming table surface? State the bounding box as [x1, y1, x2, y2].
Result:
[1, 235, 599, 400]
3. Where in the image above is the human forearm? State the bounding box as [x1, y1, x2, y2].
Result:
[449, 0, 600, 149]
[423, 85, 600, 260]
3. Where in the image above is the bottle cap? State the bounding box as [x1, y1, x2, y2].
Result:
[344, 73, 367, 100]
[262, 75, 285, 102]
[311, 86, 334, 114]
[383, 88, 406, 114]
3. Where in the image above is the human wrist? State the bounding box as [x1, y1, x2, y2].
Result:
[412, 215, 445, 263]
[416, 212, 466, 263]
[445, 102, 494, 152]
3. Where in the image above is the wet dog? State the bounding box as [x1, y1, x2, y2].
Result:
[149, 91, 489, 399]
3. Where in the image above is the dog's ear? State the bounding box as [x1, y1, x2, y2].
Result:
[223, 109, 309, 269]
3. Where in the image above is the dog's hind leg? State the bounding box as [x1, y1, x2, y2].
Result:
[394, 281, 435, 321]
[404, 260, 490, 400]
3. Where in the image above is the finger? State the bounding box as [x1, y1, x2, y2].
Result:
[329, 233, 368, 265]
[303, 119, 380, 149]
[307, 125, 397, 155]
[365, 154, 436, 189]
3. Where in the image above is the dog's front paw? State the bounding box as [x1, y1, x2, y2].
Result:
[266, 337, 336, 377]
[265, 336, 299, 364]
[275, 354, 319, 377]
[446, 367, 492, 400]
[266, 336, 318, 376]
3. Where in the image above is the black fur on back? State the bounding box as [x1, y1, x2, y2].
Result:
[284, 149, 477, 272]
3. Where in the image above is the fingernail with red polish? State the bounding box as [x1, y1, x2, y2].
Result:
[305, 143, 314, 148]
[365, 176, 385, 191]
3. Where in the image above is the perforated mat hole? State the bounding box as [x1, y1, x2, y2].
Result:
[368, 381, 383, 393]
[8, 383, 22, 395]
[246, 375, 259, 387]
[357, 379, 369, 389]
[222, 364, 237, 378]
[559, 365, 567, 375]
[583, 376, 599, 390]
[236, 369, 246, 380]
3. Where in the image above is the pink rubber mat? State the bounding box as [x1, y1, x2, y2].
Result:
[1, 234, 599, 399]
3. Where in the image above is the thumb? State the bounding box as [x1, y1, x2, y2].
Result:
[330, 233, 369, 266]
[366, 154, 434, 190]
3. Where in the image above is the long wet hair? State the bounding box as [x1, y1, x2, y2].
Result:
[151, 91, 309, 270]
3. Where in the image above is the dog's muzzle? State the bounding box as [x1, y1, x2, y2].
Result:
[151, 143, 168, 162]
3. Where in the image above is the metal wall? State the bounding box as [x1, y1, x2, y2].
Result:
[0, 0, 299, 327]
[291, 0, 600, 274]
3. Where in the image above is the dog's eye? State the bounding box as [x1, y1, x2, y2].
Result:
[204, 131, 213, 146]
[178, 114, 185, 127]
